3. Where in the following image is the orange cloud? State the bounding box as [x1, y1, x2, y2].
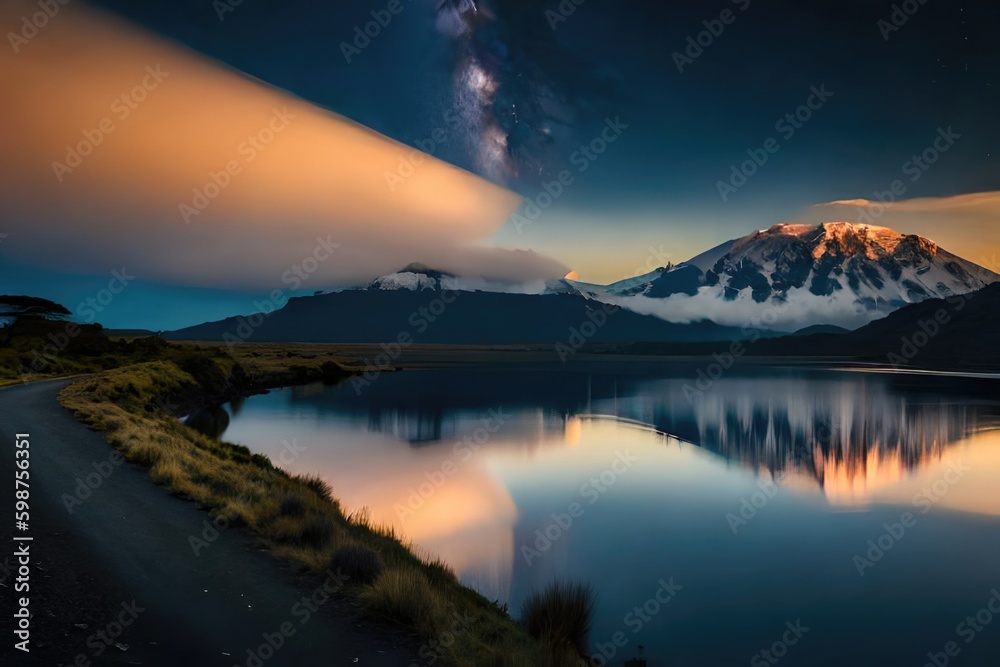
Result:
[817, 191, 1000, 214]
[0, 1, 564, 288]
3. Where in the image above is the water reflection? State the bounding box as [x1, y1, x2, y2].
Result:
[247, 368, 990, 506]
[184, 404, 230, 439]
[216, 367, 1000, 666]
[608, 375, 979, 506]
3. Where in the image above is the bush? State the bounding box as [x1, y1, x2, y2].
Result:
[299, 513, 335, 550]
[359, 568, 441, 634]
[296, 473, 334, 503]
[520, 581, 595, 656]
[279, 492, 307, 518]
[329, 544, 383, 585]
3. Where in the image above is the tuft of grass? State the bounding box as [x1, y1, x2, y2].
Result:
[299, 513, 336, 550]
[279, 492, 307, 518]
[358, 568, 444, 635]
[296, 473, 335, 503]
[57, 357, 591, 667]
[329, 544, 383, 586]
[520, 581, 596, 657]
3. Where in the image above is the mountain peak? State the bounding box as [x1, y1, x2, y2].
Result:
[604, 221, 996, 329]
[741, 221, 937, 262]
[398, 262, 448, 276]
[765, 221, 897, 236]
[366, 263, 449, 291]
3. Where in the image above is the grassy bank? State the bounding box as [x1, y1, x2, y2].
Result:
[57, 350, 591, 666]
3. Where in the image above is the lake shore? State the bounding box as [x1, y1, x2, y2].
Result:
[49, 344, 592, 667]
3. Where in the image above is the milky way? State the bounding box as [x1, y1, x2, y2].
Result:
[434, 0, 593, 192]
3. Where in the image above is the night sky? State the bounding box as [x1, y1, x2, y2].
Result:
[1, 0, 998, 328]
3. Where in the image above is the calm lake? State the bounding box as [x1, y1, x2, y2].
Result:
[215, 364, 1000, 666]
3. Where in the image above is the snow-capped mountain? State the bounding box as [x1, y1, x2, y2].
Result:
[367, 262, 587, 297]
[368, 263, 448, 292]
[599, 222, 999, 330]
[259, 222, 998, 339]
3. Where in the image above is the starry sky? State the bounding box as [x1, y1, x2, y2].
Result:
[1, 0, 997, 328]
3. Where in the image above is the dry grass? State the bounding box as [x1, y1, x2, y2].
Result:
[178, 342, 370, 382]
[521, 582, 596, 657]
[329, 544, 383, 585]
[59, 359, 586, 667]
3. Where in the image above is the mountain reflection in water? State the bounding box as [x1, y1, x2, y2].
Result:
[236, 368, 989, 505]
[217, 366, 1000, 665]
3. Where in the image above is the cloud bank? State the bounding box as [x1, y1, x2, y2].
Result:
[612, 286, 872, 332]
[0, 1, 566, 290]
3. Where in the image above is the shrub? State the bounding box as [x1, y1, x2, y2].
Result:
[296, 473, 334, 503]
[279, 492, 307, 518]
[329, 544, 383, 585]
[359, 568, 441, 634]
[299, 513, 335, 550]
[520, 581, 595, 656]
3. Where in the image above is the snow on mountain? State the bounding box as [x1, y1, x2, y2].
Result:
[366, 263, 588, 297]
[369, 271, 441, 292]
[607, 222, 999, 330]
[350, 223, 998, 331]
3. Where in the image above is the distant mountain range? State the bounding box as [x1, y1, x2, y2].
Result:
[624, 281, 1000, 371]
[166, 289, 750, 346]
[165, 222, 999, 346]
[774, 281, 1000, 370]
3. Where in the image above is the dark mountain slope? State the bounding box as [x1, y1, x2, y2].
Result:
[166, 290, 750, 345]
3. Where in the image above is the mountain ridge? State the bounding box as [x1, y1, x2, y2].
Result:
[165, 222, 999, 343]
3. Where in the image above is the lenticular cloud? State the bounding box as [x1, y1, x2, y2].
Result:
[0, 1, 563, 289]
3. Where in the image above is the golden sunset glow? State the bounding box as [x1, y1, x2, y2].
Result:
[0, 1, 556, 289]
